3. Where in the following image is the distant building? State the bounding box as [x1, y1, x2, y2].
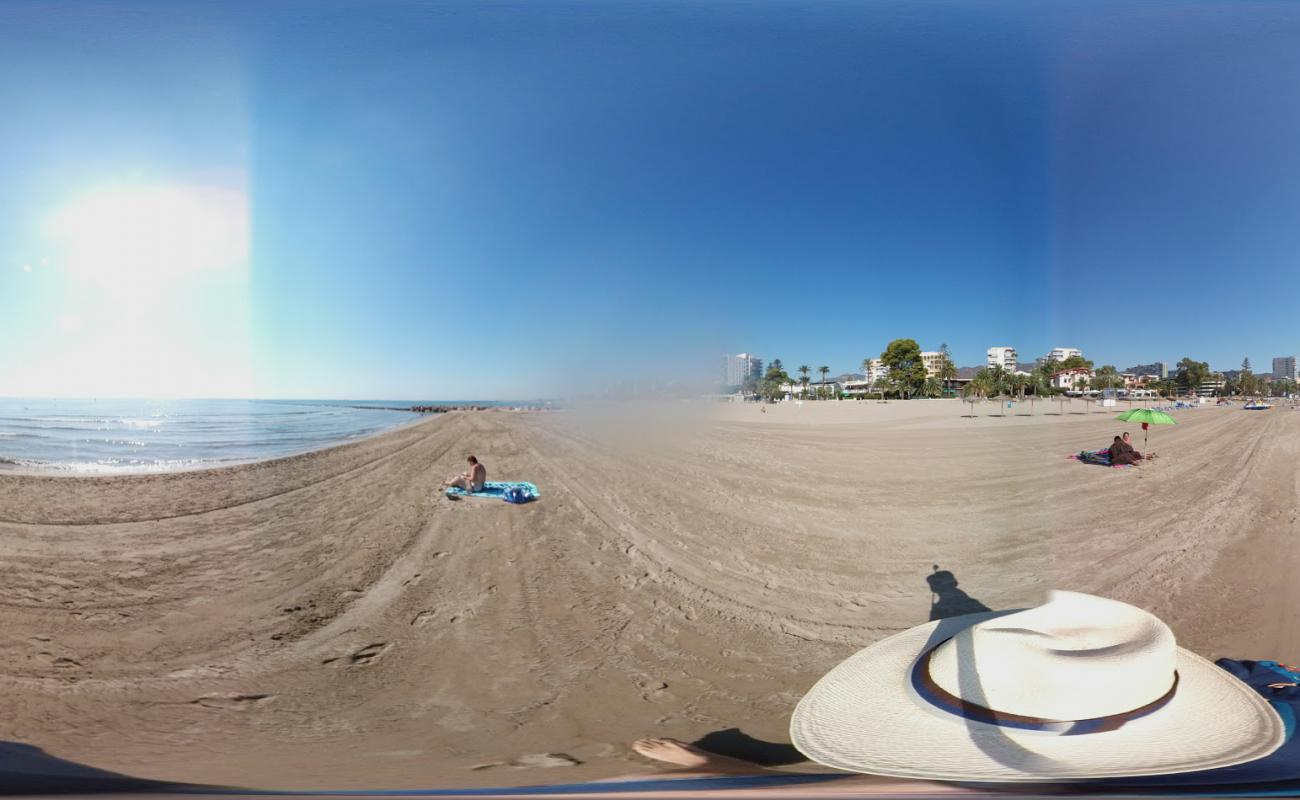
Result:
[722, 353, 764, 388]
[781, 380, 842, 398]
[865, 358, 890, 385]
[1197, 376, 1226, 397]
[1126, 362, 1168, 378]
[1050, 367, 1093, 390]
[1273, 356, 1297, 381]
[921, 351, 945, 378]
[1049, 347, 1083, 362]
[987, 347, 1017, 372]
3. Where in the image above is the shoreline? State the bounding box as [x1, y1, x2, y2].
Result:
[0, 403, 557, 477]
[0, 411, 446, 479]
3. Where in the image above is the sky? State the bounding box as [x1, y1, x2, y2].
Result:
[2, 1, 1299, 399]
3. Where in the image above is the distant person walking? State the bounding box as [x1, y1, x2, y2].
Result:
[443, 455, 486, 493]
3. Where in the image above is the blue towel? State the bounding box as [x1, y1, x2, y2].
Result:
[445, 481, 540, 500]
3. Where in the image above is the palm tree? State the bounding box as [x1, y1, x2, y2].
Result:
[1008, 374, 1027, 404]
[922, 376, 942, 398]
[961, 376, 988, 418]
[818, 365, 830, 400]
[1026, 373, 1046, 414]
[938, 343, 957, 394]
[798, 365, 810, 399]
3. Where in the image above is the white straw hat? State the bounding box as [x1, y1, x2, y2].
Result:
[791, 591, 1285, 781]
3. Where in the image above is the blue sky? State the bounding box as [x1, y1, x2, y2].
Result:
[2, 1, 1298, 398]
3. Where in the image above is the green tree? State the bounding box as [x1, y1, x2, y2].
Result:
[759, 361, 791, 402]
[818, 365, 830, 399]
[937, 343, 957, 393]
[922, 376, 943, 398]
[797, 365, 810, 398]
[986, 366, 1013, 416]
[1060, 354, 1094, 371]
[1025, 371, 1049, 413]
[1008, 372, 1027, 402]
[961, 373, 990, 417]
[1092, 365, 1122, 401]
[880, 339, 927, 400]
[1175, 357, 1210, 395]
[1238, 358, 1255, 397]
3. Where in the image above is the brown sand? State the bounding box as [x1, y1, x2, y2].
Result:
[2, 400, 1298, 790]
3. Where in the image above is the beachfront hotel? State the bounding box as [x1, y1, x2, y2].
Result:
[921, 351, 945, 377]
[722, 353, 763, 387]
[865, 358, 890, 384]
[987, 346, 1017, 372]
[1273, 356, 1297, 381]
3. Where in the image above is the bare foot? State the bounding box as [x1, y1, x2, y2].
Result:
[630, 738, 767, 775]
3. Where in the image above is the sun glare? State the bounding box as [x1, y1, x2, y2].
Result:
[46, 183, 249, 285]
[21, 181, 256, 398]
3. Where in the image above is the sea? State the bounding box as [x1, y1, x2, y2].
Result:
[0, 398, 497, 473]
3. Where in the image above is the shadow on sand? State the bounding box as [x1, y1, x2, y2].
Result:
[926, 565, 992, 621]
[692, 729, 805, 767]
[0, 740, 211, 795]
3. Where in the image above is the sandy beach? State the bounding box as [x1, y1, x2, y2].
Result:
[2, 400, 1299, 791]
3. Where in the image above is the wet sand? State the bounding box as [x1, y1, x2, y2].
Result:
[2, 400, 1298, 790]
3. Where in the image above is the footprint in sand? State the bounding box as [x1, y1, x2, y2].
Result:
[411, 610, 437, 627]
[193, 693, 274, 710]
[472, 753, 581, 771]
[324, 643, 390, 666]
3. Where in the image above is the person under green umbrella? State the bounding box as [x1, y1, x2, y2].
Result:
[1115, 407, 1176, 452]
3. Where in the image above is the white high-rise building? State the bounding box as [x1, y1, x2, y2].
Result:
[722, 353, 764, 388]
[865, 358, 890, 385]
[987, 347, 1017, 372]
[921, 351, 944, 378]
[1273, 356, 1297, 381]
[1049, 347, 1083, 362]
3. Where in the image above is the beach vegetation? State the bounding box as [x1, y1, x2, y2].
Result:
[937, 343, 957, 393]
[961, 374, 988, 416]
[760, 360, 791, 401]
[879, 339, 927, 399]
[1175, 358, 1211, 394]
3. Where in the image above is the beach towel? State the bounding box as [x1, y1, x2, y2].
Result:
[1068, 448, 1131, 468]
[445, 481, 540, 501]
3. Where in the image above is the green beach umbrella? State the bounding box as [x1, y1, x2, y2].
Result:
[1114, 408, 1176, 450]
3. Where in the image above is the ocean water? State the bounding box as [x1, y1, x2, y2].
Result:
[0, 398, 437, 472]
